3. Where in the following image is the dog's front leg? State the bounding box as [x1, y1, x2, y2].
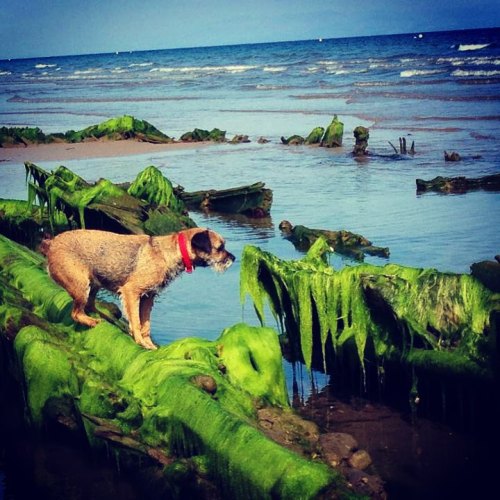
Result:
[120, 286, 157, 350]
[139, 293, 157, 350]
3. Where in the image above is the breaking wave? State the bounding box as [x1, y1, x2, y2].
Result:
[457, 43, 492, 51]
[400, 69, 445, 78]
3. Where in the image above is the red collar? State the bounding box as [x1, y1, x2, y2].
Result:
[177, 232, 193, 273]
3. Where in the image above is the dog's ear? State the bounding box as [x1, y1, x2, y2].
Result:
[191, 230, 212, 254]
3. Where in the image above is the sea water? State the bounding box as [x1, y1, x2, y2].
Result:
[0, 28, 499, 498]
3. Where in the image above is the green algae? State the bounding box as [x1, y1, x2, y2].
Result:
[1, 116, 172, 146]
[321, 115, 344, 147]
[305, 126, 325, 145]
[24, 162, 195, 235]
[0, 233, 343, 498]
[240, 238, 497, 378]
[127, 165, 186, 213]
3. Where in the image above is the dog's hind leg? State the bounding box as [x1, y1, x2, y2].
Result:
[49, 259, 100, 328]
[139, 293, 157, 349]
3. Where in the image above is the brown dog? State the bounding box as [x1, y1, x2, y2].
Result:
[43, 228, 235, 349]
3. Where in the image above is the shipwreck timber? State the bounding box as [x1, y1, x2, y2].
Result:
[0, 233, 363, 499]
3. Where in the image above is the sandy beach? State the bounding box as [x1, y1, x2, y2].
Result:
[0, 140, 208, 164]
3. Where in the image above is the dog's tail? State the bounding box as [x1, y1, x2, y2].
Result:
[39, 233, 53, 256]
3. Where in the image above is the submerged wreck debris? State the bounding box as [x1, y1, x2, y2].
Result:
[0, 115, 173, 147]
[352, 126, 369, 157]
[179, 127, 226, 143]
[471, 255, 500, 293]
[279, 220, 390, 261]
[281, 115, 344, 148]
[444, 150, 461, 162]
[416, 173, 500, 194]
[21, 162, 195, 241]
[0, 234, 359, 499]
[240, 238, 497, 381]
[176, 182, 273, 218]
[388, 137, 415, 156]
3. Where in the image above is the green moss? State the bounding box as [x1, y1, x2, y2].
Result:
[321, 115, 344, 147]
[240, 239, 497, 378]
[1, 233, 343, 498]
[305, 127, 325, 145]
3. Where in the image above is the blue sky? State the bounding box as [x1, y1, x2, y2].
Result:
[2, 0, 499, 59]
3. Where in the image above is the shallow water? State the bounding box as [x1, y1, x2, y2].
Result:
[1, 28, 499, 498]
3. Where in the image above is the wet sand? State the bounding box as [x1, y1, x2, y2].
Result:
[0, 140, 209, 164]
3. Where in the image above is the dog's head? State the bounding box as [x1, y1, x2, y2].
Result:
[187, 228, 235, 272]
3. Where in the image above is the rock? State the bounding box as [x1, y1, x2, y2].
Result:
[279, 220, 390, 261]
[444, 150, 461, 161]
[471, 259, 500, 293]
[348, 449, 372, 470]
[0, 116, 173, 146]
[257, 136, 270, 144]
[305, 126, 325, 145]
[229, 134, 250, 144]
[281, 135, 305, 145]
[416, 173, 500, 194]
[353, 126, 369, 156]
[343, 468, 387, 499]
[319, 432, 358, 465]
[320, 115, 344, 147]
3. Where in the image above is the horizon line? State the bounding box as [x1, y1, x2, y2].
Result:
[2, 25, 498, 62]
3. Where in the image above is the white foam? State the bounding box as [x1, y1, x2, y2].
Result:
[263, 66, 287, 73]
[0, 70, 12, 76]
[452, 69, 500, 77]
[35, 63, 57, 69]
[458, 43, 491, 52]
[400, 69, 444, 78]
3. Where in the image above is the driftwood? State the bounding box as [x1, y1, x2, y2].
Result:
[416, 173, 500, 194]
[279, 220, 389, 261]
[176, 182, 273, 218]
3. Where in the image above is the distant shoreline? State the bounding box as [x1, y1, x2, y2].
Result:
[0, 140, 210, 164]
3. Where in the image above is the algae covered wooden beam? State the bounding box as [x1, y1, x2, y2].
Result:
[1, 115, 173, 147]
[176, 181, 273, 217]
[416, 173, 500, 194]
[0, 234, 351, 498]
[279, 220, 390, 261]
[23, 162, 195, 238]
[240, 238, 497, 379]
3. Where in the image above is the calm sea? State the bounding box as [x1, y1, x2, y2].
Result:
[1, 28, 499, 498]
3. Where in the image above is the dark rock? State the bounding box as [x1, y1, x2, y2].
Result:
[229, 134, 250, 144]
[416, 173, 500, 194]
[279, 220, 390, 261]
[353, 126, 369, 156]
[444, 150, 461, 161]
[348, 449, 372, 470]
[319, 432, 358, 465]
[471, 259, 500, 293]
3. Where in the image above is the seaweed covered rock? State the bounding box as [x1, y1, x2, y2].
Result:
[0, 234, 351, 499]
[320, 115, 344, 148]
[471, 256, 500, 293]
[353, 126, 369, 157]
[240, 239, 497, 379]
[177, 182, 273, 217]
[64, 115, 173, 143]
[305, 127, 325, 145]
[0, 126, 51, 147]
[180, 128, 226, 142]
[281, 116, 344, 148]
[279, 220, 389, 261]
[0, 116, 173, 147]
[23, 162, 194, 238]
[416, 173, 500, 194]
